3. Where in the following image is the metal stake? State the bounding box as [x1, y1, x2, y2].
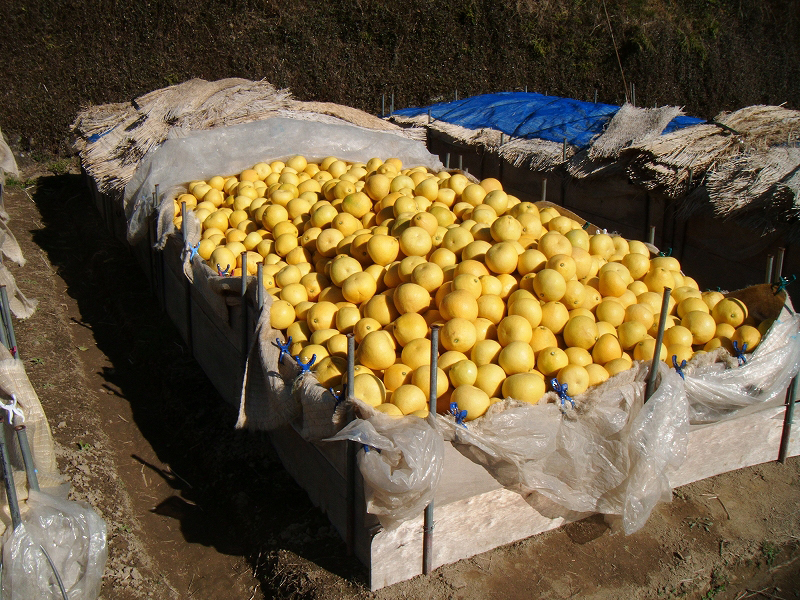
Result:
[778, 376, 798, 463]
[256, 262, 265, 312]
[541, 178, 547, 203]
[382, 94, 385, 118]
[241, 251, 248, 367]
[631, 83, 636, 107]
[594, 89, 598, 103]
[0, 417, 21, 528]
[458, 155, 463, 172]
[345, 333, 356, 556]
[423, 325, 440, 575]
[445, 153, 450, 169]
[766, 254, 775, 284]
[645, 287, 672, 402]
[562, 138, 567, 162]
[648, 225, 656, 246]
[775, 247, 786, 281]
[390, 92, 394, 116]
[0, 286, 18, 359]
[15, 424, 38, 491]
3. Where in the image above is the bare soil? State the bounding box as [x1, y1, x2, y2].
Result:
[3, 156, 800, 599]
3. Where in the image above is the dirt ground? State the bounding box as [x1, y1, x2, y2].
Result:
[2, 155, 799, 599]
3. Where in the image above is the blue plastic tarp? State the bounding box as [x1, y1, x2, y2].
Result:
[391, 92, 704, 149]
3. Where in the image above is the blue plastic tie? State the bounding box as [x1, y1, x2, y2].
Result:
[773, 275, 796, 295]
[550, 378, 575, 409]
[329, 387, 346, 407]
[582, 221, 591, 230]
[672, 355, 687, 380]
[293, 353, 317, 374]
[658, 248, 673, 257]
[273, 336, 292, 364]
[449, 402, 468, 428]
[732, 341, 748, 366]
[217, 263, 231, 277]
[188, 242, 200, 262]
[362, 444, 381, 454]
[86, 127, 115, 143]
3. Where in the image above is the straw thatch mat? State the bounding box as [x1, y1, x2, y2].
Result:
[72, 78, 425, 195]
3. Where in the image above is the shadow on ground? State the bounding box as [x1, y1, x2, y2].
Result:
[28, 172, 366, 596]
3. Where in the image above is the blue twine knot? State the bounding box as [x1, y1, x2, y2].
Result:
[273, 336, 292, 364]
[328, 386, 346, 407]
[773, 275, 796, 295]
[672, 355, 687, 380]
[217, 263, 231, 277]
[293, 353, 317, 374]
[188, 242, 200, 262]
[449, 402, 468, 428]
[550, 378, 575, 409]
[732, 341, 748, 366]
[658, 248, 673, 257]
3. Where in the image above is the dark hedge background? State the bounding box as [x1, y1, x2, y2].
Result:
[1, 0, 798, 156]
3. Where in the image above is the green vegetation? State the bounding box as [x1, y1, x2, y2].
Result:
[0, 0, 798, 154]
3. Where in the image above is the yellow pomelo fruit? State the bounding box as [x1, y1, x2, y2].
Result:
[561, 280, 587, 310]
[412, 365, 449, 400]
[310, 328, 339, 347]
[498, 341, 536, 375]
[556, 364, 590, 396]
[399, 226, 433, 257]
[270, 300, 296, 330]
[595, 299, 625, 327]
[439, 289, 480, 321]
[598, 270, 627, 298]
[477, 294, 507, 325]
[352, 373, 386, 407]
[540, 301, 570, 335]
[314, 355, 347, 388]
[397, 256, 427, 283]
[681, 311, 717, 345]
[539, 231, 573, 259]
[353, 317, 382, 344]
[546, 254, 577, 281]
[490, 215, 523, 242]
[441, 318, 477, 353]
[546, 215, 575, 235]
[711, 298, 748, 327]
[591, 333, 623, 364]
[497, 315, 533, 346]
[362, 294, 400, 326]
[357, 330, 397, 371]
[562, 315, 599, 350]
[460, 183, 487, 207]
[471, 339, 502, 366]
[715, 322, 736, 339]
[667, 344, 693, 366]
[393, 283, 431, 315]
[383, 363, 413, 391]
[473, 318, 497, 341]
[648, 314, 677, 338]
[537, 346, 569, 378]
[429, 247, 457, 270]
[479, 274, 503, 296]
[565, 228, 590, 251]
[508, 297, 543, 328]
[441, 227, 474, 257]
[209, 246, 237, 272]
[485, 242, 519, 274]
[677, 297, 710, 319]
[533, 269, 567, 302]
[661, 325, 692, 347]
[529, 326, 559, 353]
[392, 313, 428, 347]
[341, 272, 377, 304]
[280, 282, 309, 306]
[484, 190, 509, 215]
[565, 346, 593, 367]
[502, 373, 546, 404]
[449, 359, 479, 387]
[701, 290, 725, 311]
[624, 303, 655, 330]
[454, 259, 490, 278]
[703, 337, 729, 352]
[374, 403, 404, 417]
[588, 234, 616, 260]
[622, 253, 650, 280]
[628, 280, 649, 296]
[732, 325, 761, 353]
[595, 320, 617, 338]
[671, 286, 702, 304]
[453, 273, 483, 299]
[451, 385, 491, 421]
[604, 357, 633, 377]
[633, 338, 668, 362]
[585, 363, 610, 387]
[401, 338, 432, 370]
[391, 384, 428, 415]
[287, 320, 312, 344]
[306, 301, 338, 331]
[517, 248, 548, 276]
[474, 363, 506, 398]
[637, 291, 675, 315]
[643, 267, 675, 294]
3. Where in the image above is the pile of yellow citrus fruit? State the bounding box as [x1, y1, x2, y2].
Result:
[173, 155, 770, 422]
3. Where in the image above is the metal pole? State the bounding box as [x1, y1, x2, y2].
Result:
[390, 92, 394, 116]
[345, 333, 356, 556]
[645, 287, 672, 402]
[631, 83, 636, 107]
[648, 225, 656, 246]
[0, 417, 21, 528]
[541, 178, 547, 203]
[382, 94, 385, 118]
[0, 290, 10, 353]
[428, 109, 432, 124]
[256, 262, 265, 312]
[458, 155, 463, 172]
[775, 247, 786, 282]
[14, 424, 39, 491]
[423, 325, 440, 575]
[562, 138, 567, 162]
[0, 286, 18, 359]
[778, 376, 798, 463]
[594, 89, 598, 103]
[445, 153, 450, 169]
[766, 254, 775, 284]
[241, 251, 248, 367]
